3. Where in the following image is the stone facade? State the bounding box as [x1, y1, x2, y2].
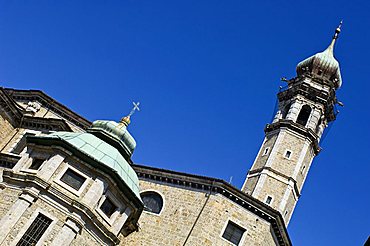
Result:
[126, 165, 290, 246]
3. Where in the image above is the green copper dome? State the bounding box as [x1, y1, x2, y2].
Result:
[88, 120, 136, 158]
[38, 131, 141, 200]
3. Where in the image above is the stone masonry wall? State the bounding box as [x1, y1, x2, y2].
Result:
[0, 187, 21, 219]
[0, 111, 15, 151]
[1, 197, 65, 245]
[251, 134, 278, 171]
[120, 179, 277, 246]
[186, 193, 277, 246]
[270, 130, 306, 178]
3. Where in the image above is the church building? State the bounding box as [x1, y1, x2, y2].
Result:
[0, 24, 344, 246]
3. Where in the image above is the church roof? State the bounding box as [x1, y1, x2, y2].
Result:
[32, 131, 141, 201]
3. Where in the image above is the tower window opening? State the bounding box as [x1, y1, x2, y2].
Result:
[16, 213, 52, 246]
[222, 221, 246, 245]
[285, 150, 292, 159]
[316, 117, 323, 134]
[281, 103, 291, 119]
[296, 105, 312, 127]
[266, 196, 272, 204]
[263, 148, 269, 156]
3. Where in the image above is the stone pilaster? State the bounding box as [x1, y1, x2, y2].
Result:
[81, 177, 106, 209]
[112, 207, 132, 235]
[50, 218, 81, 246]
[286, 100, 302, 122]
[38, 153, 65, 181]
[0, 192, 36, 244]
[307, 107, 321, 131]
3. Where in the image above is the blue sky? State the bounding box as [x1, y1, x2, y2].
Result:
[0, 1, 369, 245]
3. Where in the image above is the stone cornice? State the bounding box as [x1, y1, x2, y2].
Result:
[132, 164, 292, 246]
[0, 88, 74, 132]
[0, 153, 21, 169]
[4, 88, 91, 129]
[248, 167, 301, 198]
[0, 88, 23, 126]
[265, 119, 321, 155]
[22, 115, 72, 131]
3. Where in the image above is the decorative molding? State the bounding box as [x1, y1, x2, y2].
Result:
[0, 153, 21, 169]
[4, 88, 91, 129]
[248, 167, 301, 199]
[265, 120, 320, 155]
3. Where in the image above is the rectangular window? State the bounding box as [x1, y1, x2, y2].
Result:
[266, 196, 272, 204]
[29, 158, 45, 170]
[222, 221, 246, 245]
[60, 168, 86, 191]
[262, 148, 269, 156]
[100, 197, 118, 218]
[16, 213, 52, 246]
[285, 150, 291, 159]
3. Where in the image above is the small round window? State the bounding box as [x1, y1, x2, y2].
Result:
[140, 191, 163, 214]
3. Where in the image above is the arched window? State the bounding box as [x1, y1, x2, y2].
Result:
[281, 103, 291, 119]
[315, 117, 322, 134]
[296, 105, 312, 126]
[140, 191, 163, 214]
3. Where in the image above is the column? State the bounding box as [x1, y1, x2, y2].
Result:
[286, 100, 302, 122]
[317, 120, 327, 141]
[0, 193, 36, 244]
[307, 108, 321, 131]
[81, 177, 106, 209]
[12, 150, 31, 172]
[112, 207, 132, 235]
[38, 153, 65, 181]
[50, 218, 81, 246]
[272, 109, 282, 123]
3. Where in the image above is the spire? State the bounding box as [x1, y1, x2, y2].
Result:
[118, 101, 140, 127]
[327, 20, 343, 54]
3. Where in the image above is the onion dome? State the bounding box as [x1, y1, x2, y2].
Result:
[296, 22, 343, 89]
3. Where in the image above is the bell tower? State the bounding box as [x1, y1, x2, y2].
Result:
[242, 22, 344, 225]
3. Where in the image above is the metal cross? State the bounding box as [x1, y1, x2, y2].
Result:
[129, 101, 140, 117]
